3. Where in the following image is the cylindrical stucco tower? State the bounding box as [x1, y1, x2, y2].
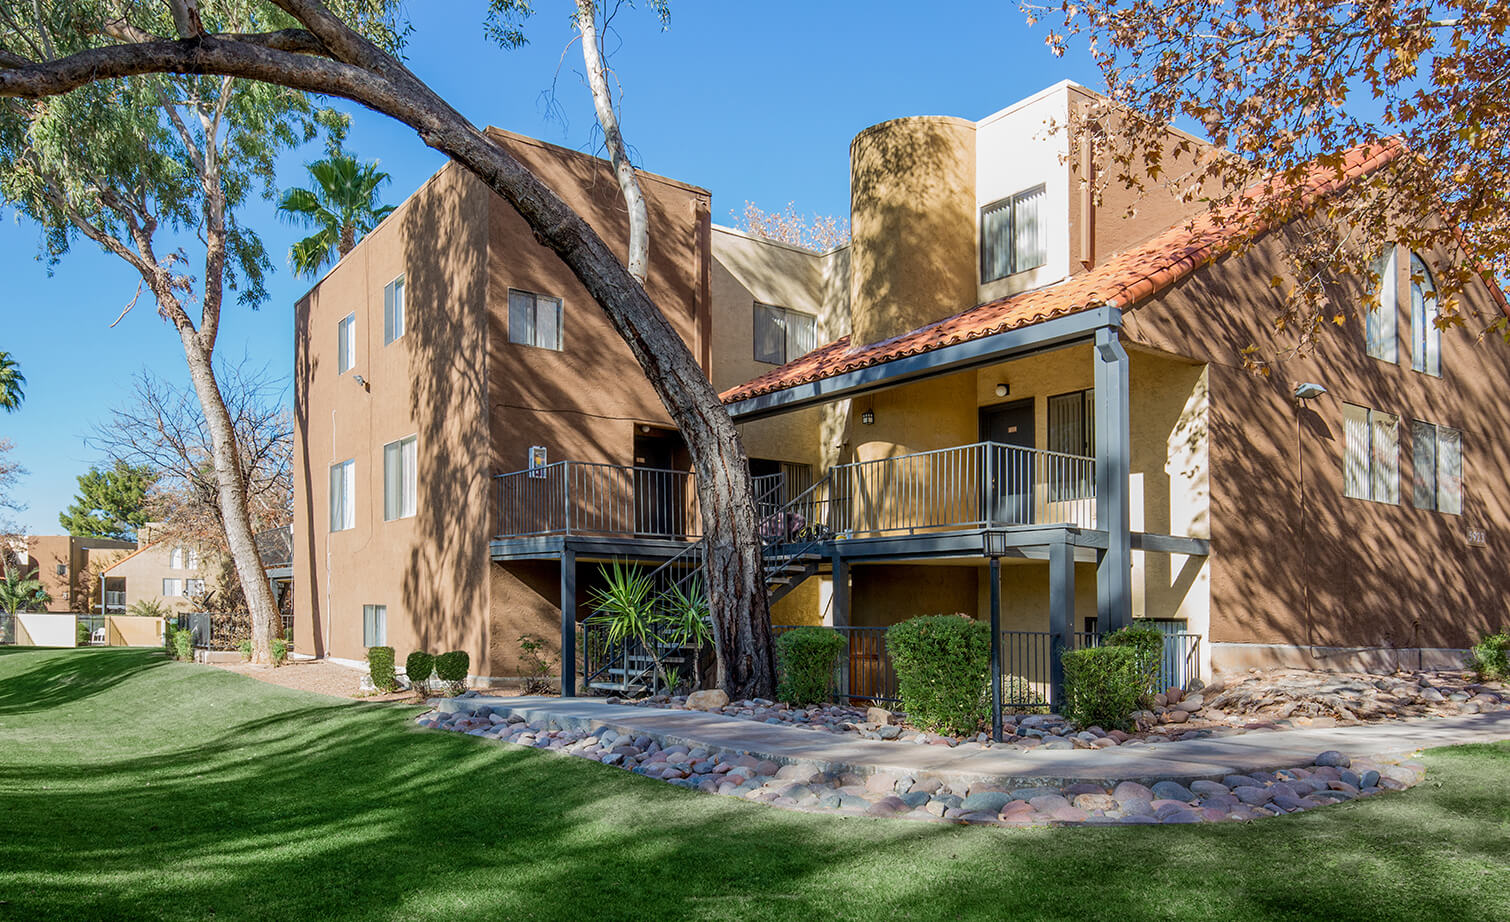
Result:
[848, 115, 978, 347]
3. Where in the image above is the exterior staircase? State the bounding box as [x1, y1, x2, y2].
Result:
[583, 473, 833, 695]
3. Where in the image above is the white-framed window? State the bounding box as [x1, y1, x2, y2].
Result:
[753, 303, 818, 365]
[186, 547, 199, 569]
[338, 312, 356, 374]
[1412, 420, 1462, 515]
[363, 604, 387, 647]
[508, 288, 563, 350]
[383, 435, 418, 521]
[185, 578, 206, 597]
[329, 459, 356, 532]
[162, 578, 184, 597]
[1365, 248, 1398, 362]
[1410, 252, 1440, 376]
[981, 184, 1048, 282]
[384, 275, 406, 345]
[1343, 403, 1399, 504]
[169, 546, 184, 569]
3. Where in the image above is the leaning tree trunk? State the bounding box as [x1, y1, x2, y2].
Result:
[0, 17, 781, 697]
[178, 333, 282, 665]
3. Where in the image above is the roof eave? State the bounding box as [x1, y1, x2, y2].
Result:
[727, 305, 1121, 421]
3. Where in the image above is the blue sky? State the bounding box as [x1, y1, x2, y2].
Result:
[0, 1, 1100, 534]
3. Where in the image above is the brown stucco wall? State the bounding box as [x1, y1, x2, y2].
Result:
[295, 131, 713, 681]
[1123, 226, 1510, 651]
[22, 536, 135, 612]
[849, 116, 978, 346]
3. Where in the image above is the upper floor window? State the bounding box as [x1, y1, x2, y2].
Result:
[509, 288, 563, 350]
[338, 313, 356, 374]
[383, 435, 418, 521]
[981, 185, 1047, 283]
[162, 578, 183, 598]
[1412, 420, 1462, 514]
[384, 275, 406, 345]
[754, 303, 817, 365]
[1343, 403, 1398, 504]
[330, 459, 356, 532]
[185, 578, 206, 597]
[167, 546, 199, 569]
[1047, 389, 1095, 501]
[1410, 253, 1440, 376]
[1364, 249, 1398, 362]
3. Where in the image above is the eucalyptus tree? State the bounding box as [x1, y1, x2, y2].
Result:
[0, 0, 777, 695]
[277, 149, 394, 276]
[0, 1, 365, 664]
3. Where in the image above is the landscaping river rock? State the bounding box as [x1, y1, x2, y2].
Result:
[413, 704, 1427, 827]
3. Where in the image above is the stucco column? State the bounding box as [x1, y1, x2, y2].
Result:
[1094, 321, 1132, 632]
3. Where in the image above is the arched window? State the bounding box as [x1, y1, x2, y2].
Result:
[1410, 252, 1440, 375]
[1364, 248, 1397, 362]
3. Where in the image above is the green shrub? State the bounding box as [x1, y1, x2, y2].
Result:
[406, 651, 435, 695]
[1467, 632, 1510, 682]
[434, 650, 470, 694]
[886, 615, 991, 735]
[775, 626, 846, 705]
[128, 598, 170, 619]
[271, 638, 289, 665]
[76, 620, 91, 646]
[367, 646, 399, 693]
[1104, 625, 1164, 697]
[172, 629, 193, 662]
[1000, 675, 1049, 714]
[1061, 645, 1143, 730]
[517, 634, 558, 696]
[237, 639, 252, 661]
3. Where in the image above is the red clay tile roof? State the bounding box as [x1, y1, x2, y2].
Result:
[721, 141, 1403, 405]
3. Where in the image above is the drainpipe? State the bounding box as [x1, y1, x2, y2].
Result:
[1093, 310, 1132, 632]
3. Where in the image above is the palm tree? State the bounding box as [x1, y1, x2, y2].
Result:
[0, 566, 50, 614]
[277, 151, 396, 277]
[0, 351, 24, 412]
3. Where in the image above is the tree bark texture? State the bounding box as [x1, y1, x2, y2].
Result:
[0, 7, 778, 694]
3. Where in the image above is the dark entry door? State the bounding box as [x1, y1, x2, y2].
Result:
[980, 400, 1035, 525]
[633, 428, 689, 536]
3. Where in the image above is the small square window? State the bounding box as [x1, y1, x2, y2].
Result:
[384, 275, 406, 345]
[162, 578, 183, 598]
[508, 289, 563, 350]
[981, 185, 1048, 282]
[753, 303, 817, 365]
[363, 604, 387, 647]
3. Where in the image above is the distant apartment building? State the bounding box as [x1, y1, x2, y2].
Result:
[99, 536, 214, 614]
[8, 534, 136, 612]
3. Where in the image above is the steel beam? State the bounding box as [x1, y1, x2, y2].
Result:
[989, 555, 1003, 742]
[560, 547, 577, 697]
[1094, 322, 1133, 632]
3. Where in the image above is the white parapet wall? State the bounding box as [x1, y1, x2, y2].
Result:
[15, 613, 79, 647]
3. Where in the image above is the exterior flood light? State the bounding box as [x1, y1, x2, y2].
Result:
[1293, 382, 1327, 401]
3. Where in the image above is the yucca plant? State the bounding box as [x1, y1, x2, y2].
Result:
[587, 561, 673, 693]
[658, 577, 712, 691]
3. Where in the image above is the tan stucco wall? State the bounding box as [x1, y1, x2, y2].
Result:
[104, 542, 215, 613]
[108, 616, 164, 646]
[20, 536, 136, 612]
[850, 564, 979, 628]
[1124, 224, 1510, 651]
[849, 116, 978, 346]
[295, 131, 712, 679]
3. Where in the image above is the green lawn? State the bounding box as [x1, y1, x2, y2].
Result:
[0, 647, 1507, 922]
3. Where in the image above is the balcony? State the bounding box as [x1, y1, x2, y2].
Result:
[493, 442, 1094, 547]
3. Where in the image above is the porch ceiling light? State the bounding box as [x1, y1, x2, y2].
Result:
[1293, 382, 1327, 401]
[995, 383, 1009, 397]
[860, 409, 875, 425]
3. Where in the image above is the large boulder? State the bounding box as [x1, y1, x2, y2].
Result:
[686, 689, 730, 711]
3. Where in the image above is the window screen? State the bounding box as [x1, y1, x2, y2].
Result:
[981, 184, 1048, 282]
[753, 303, 817, 365]
[509, 289, 563, 350]
[1413, 420, 1462, 514]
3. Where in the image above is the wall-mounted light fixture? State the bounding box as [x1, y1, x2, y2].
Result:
[1293, 382, 1327, 401]
[860, 409, 875, 426]
[994, 382, 1010, 398]
[352, 374, 366, 388]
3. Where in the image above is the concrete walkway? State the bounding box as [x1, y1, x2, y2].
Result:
[434, 695, 1510, 785]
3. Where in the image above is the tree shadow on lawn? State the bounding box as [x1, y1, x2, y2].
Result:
[0, 646, 170, 717]
[0, 660, 1507, 921]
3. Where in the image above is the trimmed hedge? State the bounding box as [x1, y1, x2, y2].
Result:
[776, 626, 846, 705]
[1104, 625, 1164, 697]
[367, 646, 399, 693]
[1061, 645, 1142, 730]
[886, 615, 991, 735]
[435, 651, 469, 694]
[172, 628, 193, 662]
[271, 638, 289, 665]
[1468, 632, 1510, 682]
[405, 651, 435, 694]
